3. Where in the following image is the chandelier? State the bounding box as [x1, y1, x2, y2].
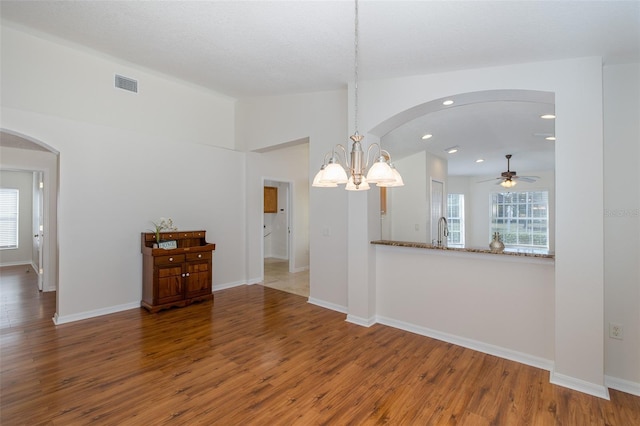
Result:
[312, 0, 403, 191]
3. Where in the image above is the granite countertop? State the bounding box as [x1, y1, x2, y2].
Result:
[371, 240, 555, 259]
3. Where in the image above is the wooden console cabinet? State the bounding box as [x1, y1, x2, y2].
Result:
[141, 230, 215, 313]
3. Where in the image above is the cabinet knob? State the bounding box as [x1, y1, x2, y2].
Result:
[169, 257, 173, 262]
[182, 273, 185, 277]
[198, 254, 202, 258]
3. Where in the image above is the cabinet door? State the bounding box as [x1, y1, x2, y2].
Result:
[185, 260, 211, 298]
[156, 264, 183, 303]
[264, 186, 277, 213]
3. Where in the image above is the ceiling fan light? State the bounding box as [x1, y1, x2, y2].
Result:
[500, 179, 517, 188]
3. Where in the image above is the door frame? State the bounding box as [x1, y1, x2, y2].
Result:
[261, 178, 294, 276]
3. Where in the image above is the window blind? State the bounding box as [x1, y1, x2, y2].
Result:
[0, 188, 19, 249]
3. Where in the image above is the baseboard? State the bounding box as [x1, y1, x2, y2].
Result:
[213, 280, 249, 291]
[346, 314, 376, 327]
[292, 266, 309, 273]
[0, 261, 32, 268]
[307, 297, 347, 314]
[550, 370, 610, 400]
[605, 375, 640, 397]
[53, 301, 140, 325]
[246, 277, 263, 285]
[376, 315, 555, 373]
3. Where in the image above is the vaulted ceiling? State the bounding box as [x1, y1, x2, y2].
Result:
[1, 1, 638, 175]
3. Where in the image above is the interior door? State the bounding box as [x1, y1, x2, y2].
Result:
[430, 179, 444, 245]
[32, 172, 44, 291]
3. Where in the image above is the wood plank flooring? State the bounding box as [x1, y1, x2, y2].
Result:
[1, 265, 639, 425]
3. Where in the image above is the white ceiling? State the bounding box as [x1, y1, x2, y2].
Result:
[1, 1, 638, 175]
[1, 1, 637, 98]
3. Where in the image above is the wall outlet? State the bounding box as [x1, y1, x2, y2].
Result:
[609, 323, 624, 340]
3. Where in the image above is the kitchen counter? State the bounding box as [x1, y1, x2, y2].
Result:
[371, 240, 555, 259]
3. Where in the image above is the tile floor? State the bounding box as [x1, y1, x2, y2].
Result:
[261, 257, 309, 297]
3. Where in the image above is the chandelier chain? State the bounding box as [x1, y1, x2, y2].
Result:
[354, 0, 359, 134]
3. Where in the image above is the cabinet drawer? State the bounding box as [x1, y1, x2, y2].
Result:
[186, 252, 211, 262]
[154, 254, 185, 265]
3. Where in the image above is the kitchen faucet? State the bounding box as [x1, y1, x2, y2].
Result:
[437, 216, 449, 247]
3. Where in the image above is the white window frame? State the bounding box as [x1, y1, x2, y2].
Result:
[490, 190, 549, 250]
[447, 193, 465, 247]
[0, 188, 19, 250]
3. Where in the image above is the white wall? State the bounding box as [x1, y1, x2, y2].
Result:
[603, 62, 640, 392]
[385, 151, 447, 243]
[355, 57, 607, 397]
[388, 151, 428, 242]
[0, 145, 58, 292]
[376, 245, 555, 368]
[1, 24, 246, 322]
[237, 91, 348, 310]
[0, 170, 33, 265]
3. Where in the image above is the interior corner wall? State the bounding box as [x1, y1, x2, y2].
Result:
[1, 24, 246, 322]
[358, 57, 606, 394]
[237, 90, 349, 309]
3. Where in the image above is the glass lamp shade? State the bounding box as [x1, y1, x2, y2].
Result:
[377, 166, 404, 187]
[320, 162, 349, 184]
[346, 175, 370, 191]
[500, 179, 517, 188]
[312, 168, 338, 187]
[366, 159, 395, 183]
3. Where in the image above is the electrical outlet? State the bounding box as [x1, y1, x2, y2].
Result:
[609, 323, 624, 340]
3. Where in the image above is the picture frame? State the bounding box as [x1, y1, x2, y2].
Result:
[158, 240, 177, 250]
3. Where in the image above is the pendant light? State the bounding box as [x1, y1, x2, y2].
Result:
[312, 0, 403, 190]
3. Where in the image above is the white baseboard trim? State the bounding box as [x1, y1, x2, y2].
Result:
[307, 297, 347, 314]
[376, 315, 555, 373]
[0, 261, 32, 268]
[53, 301, 140, 325]
[605, 375, 640, 397]
[246, 277, 263, 285]
[346, 314, 376, 327]
[292, 266, 309, 273]
[550, 370, 610, 400]
[213, 280, 248, 291]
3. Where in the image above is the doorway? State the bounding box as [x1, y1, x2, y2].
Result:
[262, 179, 309, 297]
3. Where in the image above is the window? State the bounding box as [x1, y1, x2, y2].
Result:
[447, 193, 465, 247]
[0, 188, 19, 249]
[490, 190, 548, 249]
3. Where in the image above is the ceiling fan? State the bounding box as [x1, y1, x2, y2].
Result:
[479, 154, 539, 188]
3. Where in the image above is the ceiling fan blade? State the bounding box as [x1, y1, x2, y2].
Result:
[513, 176, 539, 183]
[477, 177, 501, 183]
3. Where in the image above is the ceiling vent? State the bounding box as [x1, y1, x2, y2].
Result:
[115, 74, 138, 93]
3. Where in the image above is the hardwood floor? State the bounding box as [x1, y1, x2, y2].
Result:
[1, 265, 639, 425]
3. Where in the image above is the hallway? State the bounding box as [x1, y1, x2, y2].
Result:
[0, 265, 55, 329]
[261, 257, 309, 298]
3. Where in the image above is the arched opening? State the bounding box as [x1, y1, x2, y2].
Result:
[0, 129, 60, 320]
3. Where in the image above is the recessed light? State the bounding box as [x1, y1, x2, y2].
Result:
[443, 100, 454, 106]
[475, 158, 484, 163]
[445, 146, 458, 154]
[545, 136, 556, 141]
[421, 134, 433, 140]
[540, 114, 556, 119]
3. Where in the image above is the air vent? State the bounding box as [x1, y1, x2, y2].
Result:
[115, 74, 138, 93]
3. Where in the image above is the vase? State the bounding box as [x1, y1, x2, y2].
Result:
[489, 232, 505, 253]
